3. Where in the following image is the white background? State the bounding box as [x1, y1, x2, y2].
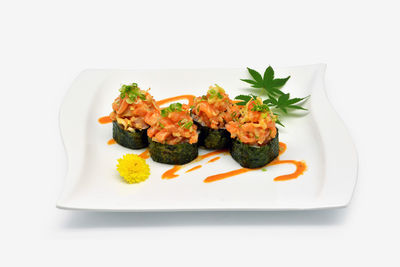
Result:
[1, 0, 399, 266]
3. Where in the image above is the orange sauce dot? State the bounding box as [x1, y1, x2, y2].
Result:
[139, 149, 150, 159]
[107, 138, 116, 145]
[98, 116, 112, 124]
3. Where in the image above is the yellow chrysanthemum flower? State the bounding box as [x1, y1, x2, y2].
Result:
[116, 154, 150, 184]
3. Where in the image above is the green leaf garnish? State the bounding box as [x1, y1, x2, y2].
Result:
[234, 95, 252, 105]
[234, 94, 257, 105]
[275, 119, 284, 127]
[236, 66, 308, 127]
[241, 66, 290, 97]
[274, 93, 308, 114]
[247, 67, 263, 82]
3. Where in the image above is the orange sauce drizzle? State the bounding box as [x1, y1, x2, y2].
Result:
[269, 160, 307, 181]
[98, 116, 112, 124]
[162, 150, 227, 179]
[156, 95, 195, 107]
[204, 169, 252, 183]
[186, 165, 202, 173]
[196, 150, 227, 162]
[162, 165, 182, 179]
[139, 149, 150, 159]
[107, 138, 116, 145]
[207, 156, 220, 163]
[204, 142, 306, 183]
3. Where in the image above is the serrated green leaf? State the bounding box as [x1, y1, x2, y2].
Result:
[287, 105, 307, 110]
[235, 94, 252, 101]
[263, 66, 274, 81]
[272, 76, 290, 89]
[249, 94, 258, 99]
[235, 94, 252, 105]
[270, 87, 285, 96]
[250, 84, 263, 88]
[278, 93, 290, 105]
[235, 102, 246, 106]
[263, 99, 273, 105]
[286, 97, 306, 105]
[247, 67, 263, 82]
[267, 95, 278, 105]
[275, 119, 285, 127]
[240, 79, 257, 85]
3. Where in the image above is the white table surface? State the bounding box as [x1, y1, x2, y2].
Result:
[1, 0, 399, 266]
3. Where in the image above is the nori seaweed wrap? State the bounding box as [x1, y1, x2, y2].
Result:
[230, 131, 279, 168]
[112, 121, 148, 149]
[193, 120, 231, 149]
[148, 139, 198, 165]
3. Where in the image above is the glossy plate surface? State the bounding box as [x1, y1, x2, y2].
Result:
[58, 64, 358, 211]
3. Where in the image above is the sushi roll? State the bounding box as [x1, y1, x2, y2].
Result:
[109, 83, 160, 149]
[226, 97, 279, 168]
[147, 103, 198, 164]
[190, 85, 239, 149]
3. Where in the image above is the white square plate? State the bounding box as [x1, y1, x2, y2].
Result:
[57, 64, 358, 211]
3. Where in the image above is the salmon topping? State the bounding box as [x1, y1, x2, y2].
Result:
[110, 83, 160, 131]
[226, 97, 277, 145]
[147, 103, 198, 145]
[191, 85, 239, 129]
